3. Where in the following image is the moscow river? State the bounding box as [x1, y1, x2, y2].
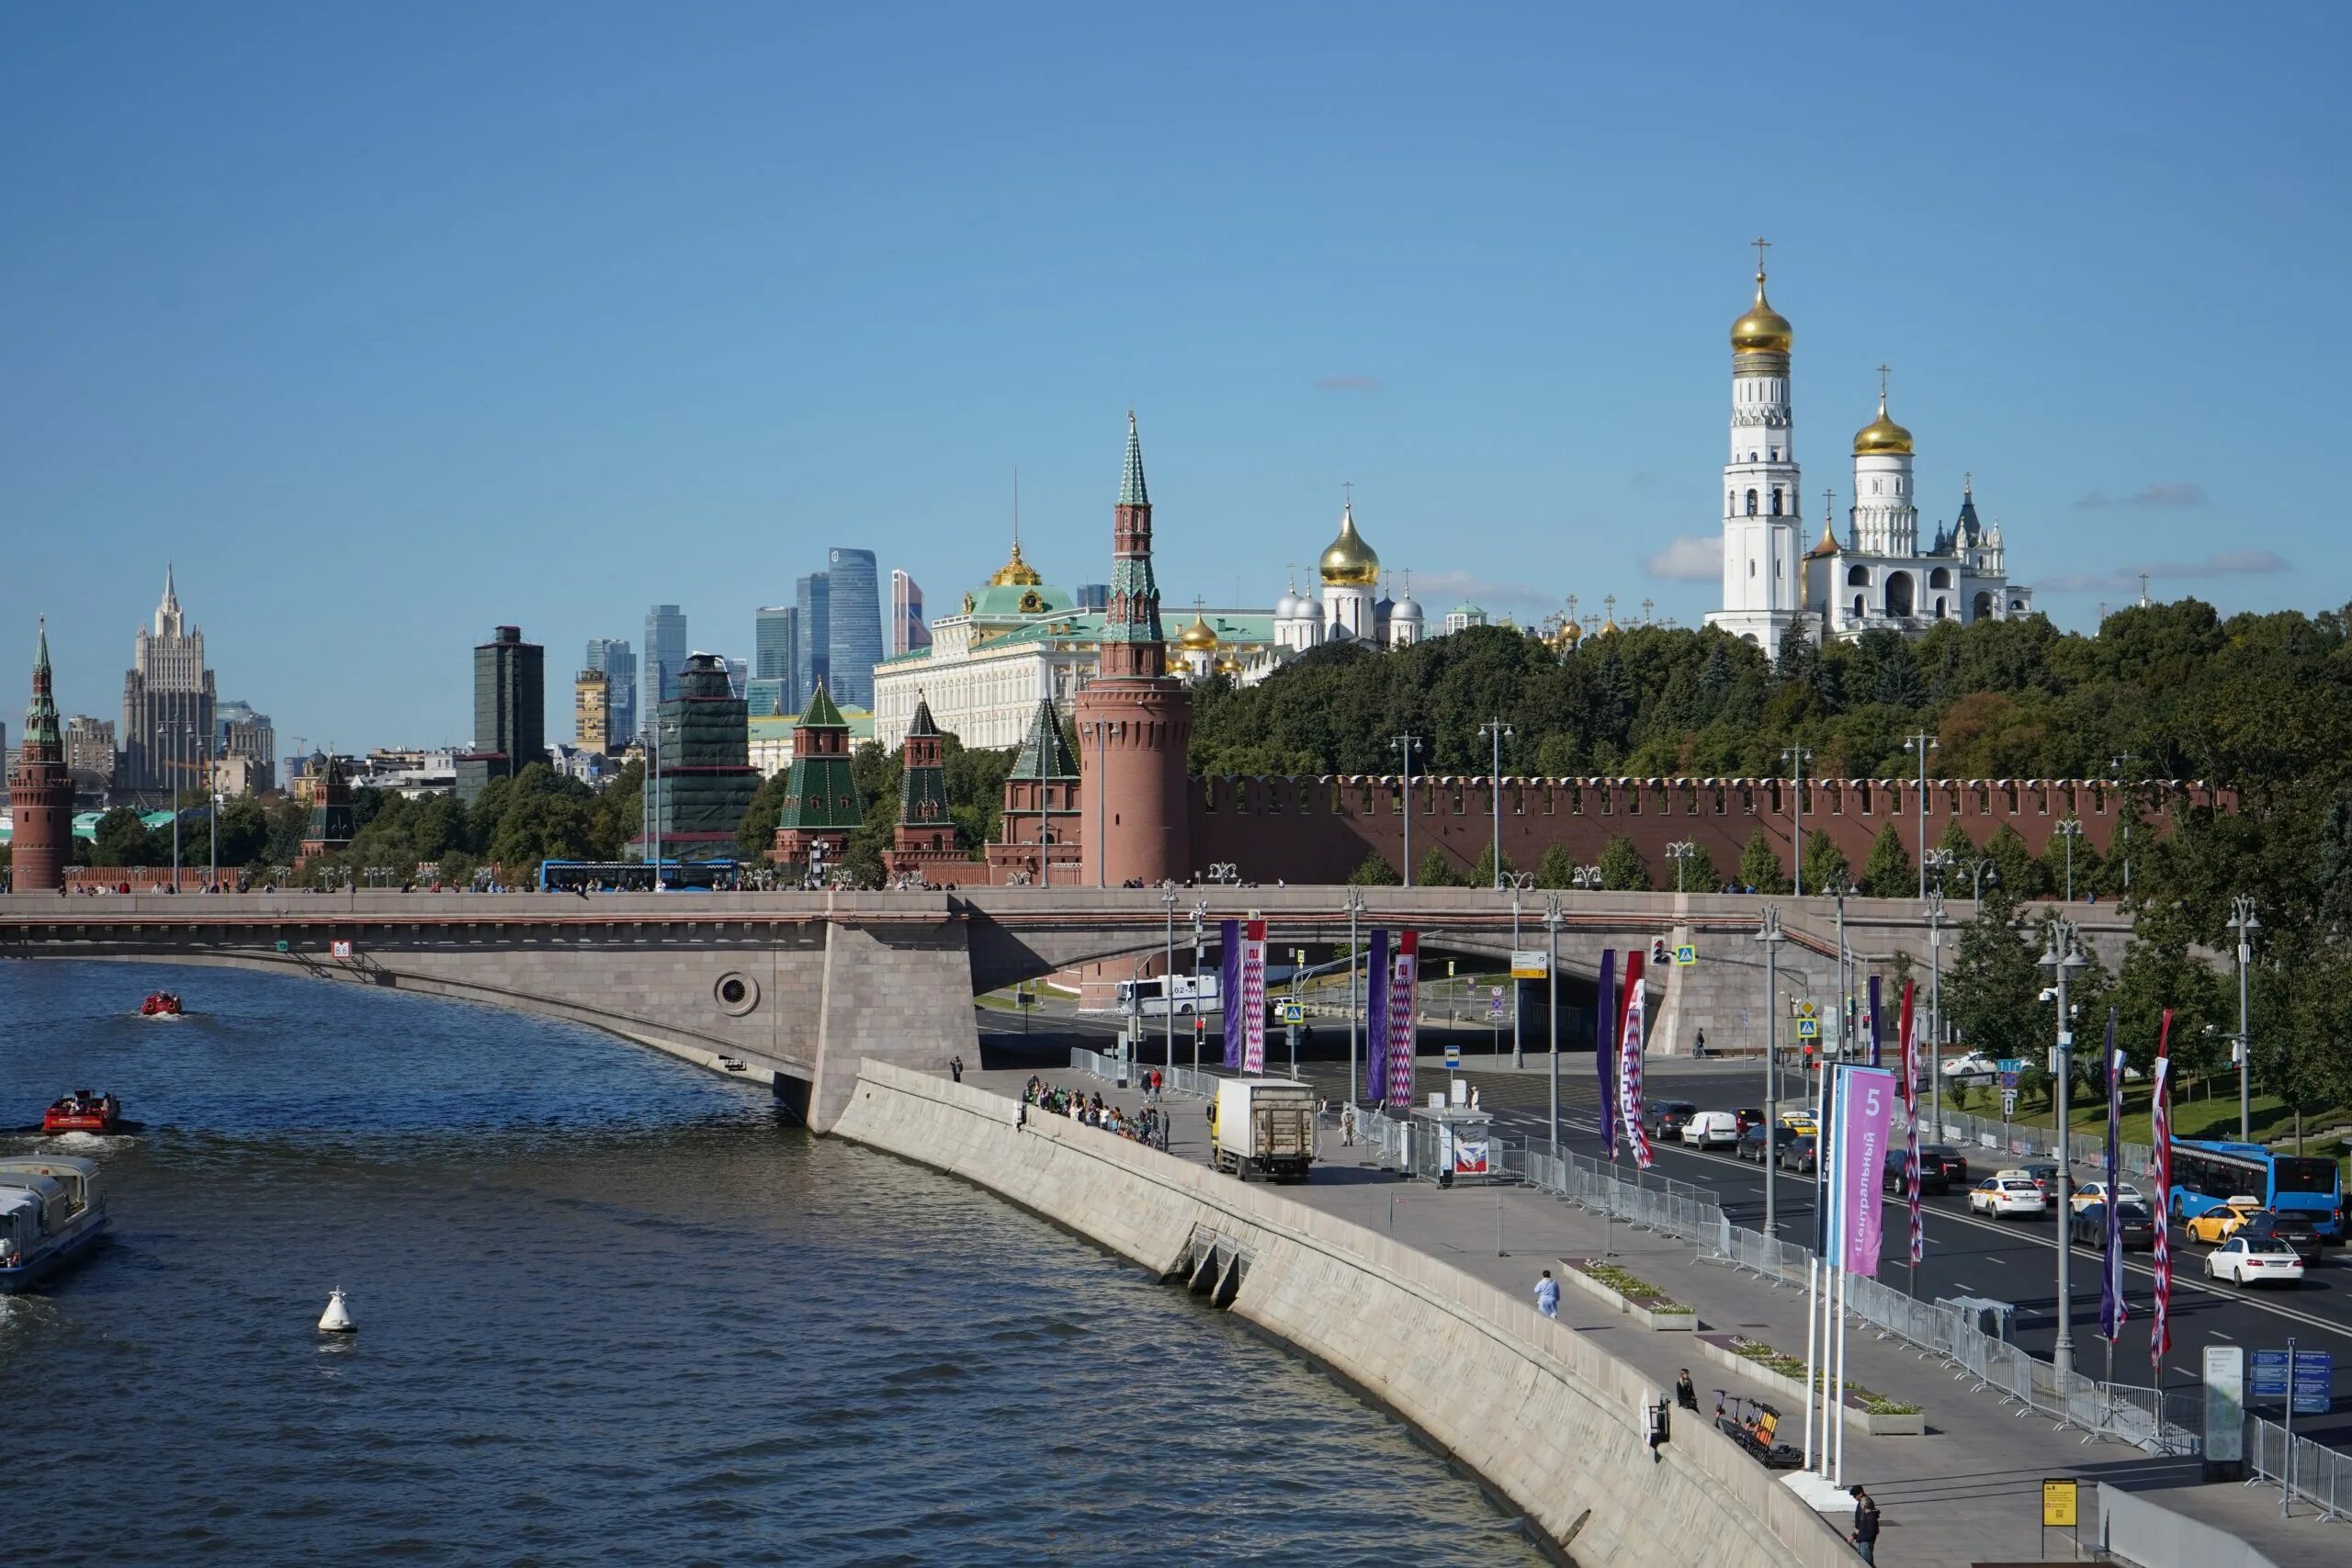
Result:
[0, 964, 1546, 1566]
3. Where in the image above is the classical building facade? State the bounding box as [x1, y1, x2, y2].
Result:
[1704, 249, 2030, 651]
[7, 620, 73, 891]
[119, 566, 217, 798]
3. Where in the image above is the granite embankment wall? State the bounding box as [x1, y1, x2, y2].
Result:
[831, 1061, 1851, 1568]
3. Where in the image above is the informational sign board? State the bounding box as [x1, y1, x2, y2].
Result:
[1673, 943, 1696, 967]
[2250, 1349, 2333, 1414]
[2204, 1346, 2246, 1465]
[2041, 1479, 2077, 1528]
[331, 940, 354, 959]
[1510, 951, 1550, 979]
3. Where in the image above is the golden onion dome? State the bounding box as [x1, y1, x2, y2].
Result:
[1807, 515, 1842, 558]
[1214, 649, 1244, 676]
[1178, 613, 1219, 651]
[1852, 393, 1915, 457]
[988, 540, 1044, 587]
[1318, 502, 1381, 587]
[1731, 272, 1793, 355]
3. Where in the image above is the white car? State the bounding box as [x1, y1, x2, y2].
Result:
[2071, 1181, 2144, 1213]
[1680, 1111, 1741, 1149]
[1969, 1177, 2048, 1219]
[1941, 1052, 1999, 1083]
[2206, 1235, 2306, 1288]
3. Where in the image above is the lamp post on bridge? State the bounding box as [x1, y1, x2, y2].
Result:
[2038, 916, 2088, 1379]
[1666, 840, 1697, 895]
[1781, 746, 1814, 897]
[1477, 720, 1513, 888]
[1925, 889, 1947, 1138]
[1756, 905, 1787, 1238]
[1505, 872, 1532, 1069]
[1904, 730, 1939, 900]
[1544, 891, 1564, 1159]
[1569, 864, 1602, 892]
[1190, 898, 1209, 1076]
[1393, 733, 1424, 886]
[1342, 886, 1366, 1107]
[1160, 885, 1178, 1079]
[2052, 818, 2085, 903]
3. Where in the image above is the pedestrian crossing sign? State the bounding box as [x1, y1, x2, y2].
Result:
[1673, 943, 1696, 966]
[1796, 1018, 1820, 1040]
[1279, 1000, 1305, 1024]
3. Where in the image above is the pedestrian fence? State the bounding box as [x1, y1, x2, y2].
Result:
[2248, 1411, 2349, 1521]
[1927, 1101, 2155, 1179]
[1066, 1047, 1216, 1100]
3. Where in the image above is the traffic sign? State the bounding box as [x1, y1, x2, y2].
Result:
[2001, 1089, 2019, 1118]
[1997, 1058, 2024, 1091]
[1444, 1042, 1462, 1069]
[1673, 943, 1696, 967]
[1279, 1000, 1305, 1025]
[331, 940, 354, 959]
[1510, 950, 1550, 979]
[1795, 1000, 1818, 1020]
[1487, 987, 1508, 1021]
[1796, 1018, 1819, 1040]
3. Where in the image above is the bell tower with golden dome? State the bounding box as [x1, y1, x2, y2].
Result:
[1704, 239, 1807, 655]
[1849, 365, 1920, 557]
[1317, 488, 1381, 640]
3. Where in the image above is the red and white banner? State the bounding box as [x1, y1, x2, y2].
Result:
[1897, 982, 1923, 1268]
[1618, 951, 1653, 1168]
[1385, 931, 1419, 1108]
[1240, 919, 1268, 1074]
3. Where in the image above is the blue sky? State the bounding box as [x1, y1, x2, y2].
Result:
[5, 3, 2346, 749]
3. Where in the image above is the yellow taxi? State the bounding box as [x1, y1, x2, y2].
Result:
[1778, 1111, 1818, 1137]
[2183, 1195, 2266, 1246]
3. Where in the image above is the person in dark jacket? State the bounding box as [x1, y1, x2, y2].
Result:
[1675, 1369, 1699, 1411]
[1849, 1485, 1880, 1563]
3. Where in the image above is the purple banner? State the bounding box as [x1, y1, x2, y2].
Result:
[1240, 921, 1268, 1075]
[1832, 1066, 1899, 1277]
[1385, 931, 1419, 1109]
[1218, 919, 1241, 1070]
[1595, 949, 1617, 1158]
[1867, 975, 1883, 1069]
[1365, 930, 1391, 1100]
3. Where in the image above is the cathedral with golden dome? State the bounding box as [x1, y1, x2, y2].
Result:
[1264, 495, 1424, 660]
[1704, 243, 2031, 652]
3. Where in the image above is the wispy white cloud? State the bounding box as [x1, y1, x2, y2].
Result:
[1401, 569, 1556, 615]
[2039, 549, 2290, 594]
[2075, 481, 2208, 510]
[1314, 374, 1382, 392]
[1643, 535, 1721, 581]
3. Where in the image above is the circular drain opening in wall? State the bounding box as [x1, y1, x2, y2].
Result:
[715, 973, 759, 1015]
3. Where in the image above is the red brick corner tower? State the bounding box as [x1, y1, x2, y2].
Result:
[8, 618, 74, 892]
[1076, 412, 1191, 886]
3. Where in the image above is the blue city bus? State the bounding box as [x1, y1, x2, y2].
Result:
[536, 859, 741, 892]
[2168, 1139, 2343, 1241]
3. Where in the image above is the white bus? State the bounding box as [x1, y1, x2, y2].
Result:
[1114, 974, 1224, 1020]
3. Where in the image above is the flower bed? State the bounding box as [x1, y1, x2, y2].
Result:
[1558, 1257, 1696, 1332]
[1696, 1332, 1925, 1437]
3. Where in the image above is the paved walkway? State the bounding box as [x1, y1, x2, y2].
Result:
[977, 1060, 2341, 1568]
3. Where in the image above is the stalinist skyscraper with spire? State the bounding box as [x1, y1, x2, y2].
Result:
[119, 564, 218, 797]
[1704, 243, 2032, 652]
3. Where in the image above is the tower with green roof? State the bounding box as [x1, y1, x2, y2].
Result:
[883, 694, 967, 883]
[772, 680, 864, 879]
[988, 694, 1082, 885]
[8, 618, 74, 890]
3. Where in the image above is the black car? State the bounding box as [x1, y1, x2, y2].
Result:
[1882, 1149, 1951, 1196]
[1648, 1101, 1699, 1141]
[1738, 1124, 1801, 1163]
[1779, 1135, 1817, 1174]
[1918, 1144, 1970, 1184]
[2234, 1212, 2324, 1267]
[2070, 1200, 2158, 1251]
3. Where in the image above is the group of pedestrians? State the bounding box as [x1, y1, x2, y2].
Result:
[1020, 1077, 1170, 1150]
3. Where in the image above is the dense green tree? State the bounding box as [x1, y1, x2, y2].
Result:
[1415, 847, 1464, 887]
[1984, 823, 2045, 900]
[1800, 828, 1850, 892]
[1946, 887, 2042, 1063]
[1738, 829, 1790, 894]
[90, 807, 157, 867]
[737, 772, 790, 862]
[1533, 842, 1580, 890]
[1598, 833, 1650, 891]
[1859, 822, 1916, 898]
[1467, 841, 1512, 890]
[1345, 849, 1401, 886]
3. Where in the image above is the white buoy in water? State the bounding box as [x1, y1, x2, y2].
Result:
[317, 1287, 356, 1334]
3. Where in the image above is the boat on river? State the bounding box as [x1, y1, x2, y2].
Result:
[0, 1155, 109, 1292]
[42, 1091, 122, 1135]
[140, 992, 184, 1017]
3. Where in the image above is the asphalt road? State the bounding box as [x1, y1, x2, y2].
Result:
[979, 1003, 2350, 1450]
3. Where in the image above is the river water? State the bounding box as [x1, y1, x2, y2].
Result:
[0, 964, 1546, 1566]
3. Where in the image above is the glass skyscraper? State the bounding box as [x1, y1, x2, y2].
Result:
[794, 572, 830, 709]
[586, 637, 637, 743]
[825, 547, 882, 708]
[458, 625, 546, 804]
[753, 604, 797, 700]
[889, 570, 931, 656]
[641, 604, 688, 745]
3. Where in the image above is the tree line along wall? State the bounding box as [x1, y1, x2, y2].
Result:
[1185, 774, 2233, 886]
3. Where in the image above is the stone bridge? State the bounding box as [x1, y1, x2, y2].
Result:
[0, 888, 2132, 1129]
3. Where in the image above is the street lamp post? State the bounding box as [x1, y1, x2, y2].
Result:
[2228, 897, 2259, 1140]
[1969, 858, 1998, 902]
[1925, 890, 1947, 1138]
[1506, 874, 1532, 1068]
[1570, 864, 1602, 892]
[2110, 754, 2141, 896]
[1161, 886, 1178, 1077]
[2053, 818, 2085, 902]
[1394, 734, 1424, 886]
[1666, 840, 1697, 895]
[1342, 887, 1365, 1105]
[1905, 731, 1939, 899]
[1191, 900, 1208, 1075]
[1544, 891, 1564, 1159]
[1781, 747, 1814, 896]
[1757, 906, 1787, 1237]
[2038, 917, 2088, 1379]
[1477, 720, 1513, 887]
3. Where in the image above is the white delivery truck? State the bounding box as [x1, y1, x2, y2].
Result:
[1208, 1078, 1317, 1184]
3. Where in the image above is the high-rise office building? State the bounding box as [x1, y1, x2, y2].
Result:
[742, 678, 787, 717]
[794, 573, 830, 709]
[641, 605, 687, 742]
[457, 625, 546, 804]
[826, 547, 882, 709]
[1074, 583, 1111, 612]
[64, 715, 116, 784]
[119, 564, 217, 799]
[586, 637, 637, 743]
[754, 605, 798, 694]
[215, 699, 275, 782]
[889, 570, 932, 657]
[724, 657, 749, 699]
[574, 669, 610, 753]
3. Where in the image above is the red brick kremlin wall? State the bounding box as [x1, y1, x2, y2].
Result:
[1184, 775, 2230, 886]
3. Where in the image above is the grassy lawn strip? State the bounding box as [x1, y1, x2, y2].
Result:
[1726, 1335, 1920, 1416]
[1577, 1261, 1693, 1312]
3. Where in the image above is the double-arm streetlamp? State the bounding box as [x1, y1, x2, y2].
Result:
[1544, 891, 1565, 1158]
[1504, 872, 1533, 1068]
[1781, 746, 1815, 896]
[2052, 818, 2085, 902]
[1966, 857, 1998, 902]
[2038, 917, 2088, 1380]
[1904, 731, 1939, 899]
[1190, 898, 1210, 1074]
[1477, 720, 1513, 887]
[1341, 886, 1365, 1104]
[1756, 905, 1787, 1237]
[1924, 889, 1947, 1135]
[1665, 840, 1699, 894]
[2227, 897, 2258, 1140]
[1394, 734, 1425, 886]
[1569, 863, 1603, 891]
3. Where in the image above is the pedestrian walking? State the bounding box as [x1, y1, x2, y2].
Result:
[1693, 1028, 1707, 1059]
[1340, 1102, 1357, 1146]
[1533, 1269, 1560, 1319]
[949, 1055, 965, 1084]
[1849, 1486, 1880, 1564]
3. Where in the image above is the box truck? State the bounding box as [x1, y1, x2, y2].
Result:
[1209, 1078, 1317, 1183]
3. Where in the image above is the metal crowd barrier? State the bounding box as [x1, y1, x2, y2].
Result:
[2249, 1413, 2348, 1520]
[1065, 1047, 1216, 1099]
[1927, 1104, 2154, 1178]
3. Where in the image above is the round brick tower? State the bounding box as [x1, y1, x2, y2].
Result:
[8, 618, 73, 892]
[1076, 412, 1192, 886]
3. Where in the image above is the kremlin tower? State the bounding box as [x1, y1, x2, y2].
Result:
[8, 619, 73, 892]
[1076, 412, 1191, 886]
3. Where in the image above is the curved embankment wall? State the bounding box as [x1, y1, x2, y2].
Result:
[831, 1061, 1850, 1568]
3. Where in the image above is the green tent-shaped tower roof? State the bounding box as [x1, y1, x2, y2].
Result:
[775, 681, 864, 833]
[1011, 696, 1077, 782]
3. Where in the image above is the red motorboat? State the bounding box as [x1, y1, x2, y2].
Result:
[140, 992, 183, 1017]
[43, 1090, 121, 1135]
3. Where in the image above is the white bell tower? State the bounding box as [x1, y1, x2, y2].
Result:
[1704, 240, 1805, 654]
